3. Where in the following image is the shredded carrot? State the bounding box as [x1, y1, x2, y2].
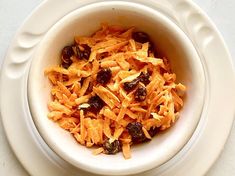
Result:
[45, 24, 186, 159]
[122, 143, 131, 159]
[92, 147, 104, 155]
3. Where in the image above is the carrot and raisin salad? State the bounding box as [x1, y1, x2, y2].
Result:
[44, 24, 186, 159]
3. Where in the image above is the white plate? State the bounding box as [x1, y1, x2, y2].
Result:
[0, 0, 235, 176]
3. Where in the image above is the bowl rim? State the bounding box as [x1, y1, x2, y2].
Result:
[28, 1, 205, 175]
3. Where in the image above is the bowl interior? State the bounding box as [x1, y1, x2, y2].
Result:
[28, 1, 205, 175]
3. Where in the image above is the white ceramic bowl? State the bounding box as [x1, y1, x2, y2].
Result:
[28, 1, 205, 175]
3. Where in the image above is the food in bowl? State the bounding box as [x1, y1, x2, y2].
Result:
[44, 24, 186, 159]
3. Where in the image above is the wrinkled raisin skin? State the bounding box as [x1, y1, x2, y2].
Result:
[138, 72, 150, 85]
[96, 68, 112, 85]
[76, 44, 91, 60]
[123, 72, 150, 92]
[88, 95, 105, 113]
[62, 62, 72, 69]
[61, 46, 74, 68]
[123, 78, 139, 92]
[103, 139, 121, 154]
[62, 46, 74, 61]
[132, 32, 150, 44]
[126, 122, 147, 143]
[134, 86, 147, 102]
[148, 127, 160, 137]
[132, 32, 156, 57]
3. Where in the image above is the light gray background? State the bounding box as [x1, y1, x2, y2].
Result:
[0, 0, 234, 175]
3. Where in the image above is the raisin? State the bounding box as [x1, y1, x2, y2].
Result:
[61, 46, 74, 68]
[123, 72, 150, 92]
[62, 62, 72, 69]
[138, 72, 150, 85]
[148, 127, 160, 137]
[132, 32, 155, 56]
[123, 78, 139, 92]
[96, 68, 112, 85]
[134, 86, 147, 102]
[132, 32, 150, 43]
[103, 139, 121, 154]
[126, 122, 147, 143]
[62, 46, 74, 62]
[88, 95, 105, 113]
[76, 44, 91, 60]
[81, 44, 91, 60]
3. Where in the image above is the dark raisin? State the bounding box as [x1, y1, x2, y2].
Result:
[88, 95, 105, 113]
[123, 78, 139, 92]
[138, 72, 150, 85]
[96, 68, 112, 85]
[134, 86, 147, 102]
[132, 32, 150, 43]
[81, 44, 91, 60]
[61, 46, 74, 68]
[62, 46, 74, 62]
[62, 62, 72, 69]
[103, 139, 121, 154]
[148, 127, 160, 137]
[126, 122, 147, 143]
[76, 44, 91, 60]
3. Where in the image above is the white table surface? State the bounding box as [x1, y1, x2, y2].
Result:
[0, 0, 234, 175]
